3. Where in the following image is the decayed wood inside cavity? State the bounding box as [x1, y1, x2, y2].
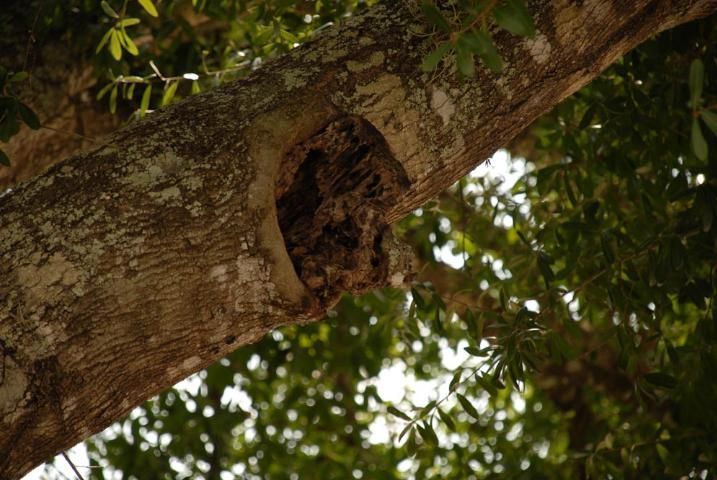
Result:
[276, 116, 409, 306]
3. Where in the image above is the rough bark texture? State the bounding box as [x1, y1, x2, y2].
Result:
[1, 0, 716, 477]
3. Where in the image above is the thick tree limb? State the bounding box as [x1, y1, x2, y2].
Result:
[1, 0, 715, 477]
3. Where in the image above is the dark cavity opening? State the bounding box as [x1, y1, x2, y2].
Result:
[275, 115, 409, 307]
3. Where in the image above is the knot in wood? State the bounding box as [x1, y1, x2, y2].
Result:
[276, 115, 410, 307]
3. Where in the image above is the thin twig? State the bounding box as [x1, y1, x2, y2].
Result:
[22, 1, 44, 72]
[40, 125, 104, 145]
[61, 452, 85, 480]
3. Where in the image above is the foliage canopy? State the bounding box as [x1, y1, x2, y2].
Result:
[4, 1, 717, 479]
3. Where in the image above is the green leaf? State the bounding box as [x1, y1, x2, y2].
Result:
[656, 443, 671, 465]
[455, 40, 475, 78]
[475, 374, 498, 397]
[700, 110, 717, 137]
[279, 28, 299, 44]
[644, 372, 677, 389]
[0, 116, 19, 142]
[437, 408, 456, 431]
[464, 346, 490, 357]
[456, 394, 480, 420]
[0, 100, 20, 142]
[407, 299, 416, 324]
[689, 59, 704, 108]
[405, 429, 418, 455]
[419, 400, 437, 416]
[191, 80, 201, 95]
[460, 31, 502, 73]
[119, 29, 139, 56]
[17, 102, 40, 129]
[537, 252, 554, 288]
[464, 309, 484, 341]
[126, 82, 136, 100]
[493, 0, 535, 37]
[449, 370, 462, 391]
[96, 28, 114, 54]
[119, 18, 141, 27]
[387, 406, 411, 421]
[140, 83, 152, 117]
[421, 2, 451, 32]
[508, 359, 524, 390]
[491, 374, 506, 390]
[109, 84, 118, 114]
[563, 173, 577, 206]
[421, 42, 451, 73]
[433, 305, 446, 335]
[411, 288, 426, 310]
[138, 0, 159, 17]
[499, 287, 508, 310]
[109, 30, 122, 61]
[101, 1, 119, 19]
[9, 71, 29, 82]
[578, 105, 596, 129]
[417, 422, 438, 445]
[398, 422, 413, 442]
[96, 82, 115, 101]
[692, 118, 708, 161]
[161, 81, 179, 106]
[0, 148, 9, 166]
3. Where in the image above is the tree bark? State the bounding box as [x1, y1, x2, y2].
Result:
[1, 0, 715, 477]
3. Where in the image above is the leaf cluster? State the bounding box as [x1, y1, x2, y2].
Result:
[420, 0, 535, 77]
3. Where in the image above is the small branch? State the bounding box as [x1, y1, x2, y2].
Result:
[40, 125, 104, 145]
[61, 452, 85, 480]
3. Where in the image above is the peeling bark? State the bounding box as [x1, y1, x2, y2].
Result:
[1, 0, 716, 477]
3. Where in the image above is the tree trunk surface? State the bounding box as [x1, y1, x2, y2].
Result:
[1, 0, 715, 477]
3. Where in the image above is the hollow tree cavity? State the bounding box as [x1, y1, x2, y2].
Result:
[276, 115, 410, 307]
